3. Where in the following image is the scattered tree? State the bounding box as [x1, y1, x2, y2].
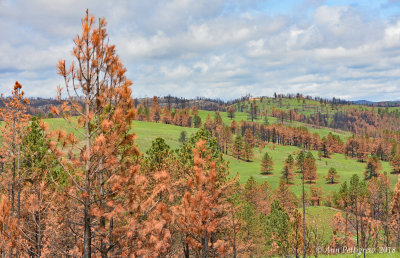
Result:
[325, 167, 340, 184]
[261, 152, 273, 175]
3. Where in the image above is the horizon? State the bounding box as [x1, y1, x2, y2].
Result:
[1, 0, 400, 101]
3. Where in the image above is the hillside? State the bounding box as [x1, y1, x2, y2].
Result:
[43, 110, 398, 195]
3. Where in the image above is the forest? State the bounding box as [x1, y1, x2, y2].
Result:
[0, 10, 400, 258]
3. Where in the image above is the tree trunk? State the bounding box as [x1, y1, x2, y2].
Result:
[183, 234, 190, 258]
[355, 194, 359, 248]
[109, 217, 114, 257]
[83, 92, 92, 258]
[202, 234, 209, 258]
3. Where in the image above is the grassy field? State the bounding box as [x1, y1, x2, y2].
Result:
[227, 142, 396, 196]
[198, 109, 351, 140]
[304, 206, 341, 243]
[42, 117, 397, 197]
[237, 97, 400, 116]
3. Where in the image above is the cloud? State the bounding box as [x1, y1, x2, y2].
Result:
[0, 0, 400, 101]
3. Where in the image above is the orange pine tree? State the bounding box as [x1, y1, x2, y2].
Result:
[51, 10, 161, 256]
[329, 212, 355, 250]
[173, 139, 234, 257]
[0, 82, 30, 256]
[390, 176, 400, 248]
[151, 96, 162, 123]
[304, 152, 317, 183]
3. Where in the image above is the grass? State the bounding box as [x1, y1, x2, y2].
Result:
[131, 120, 198, 151]
[237, 97, 400, 117]
[42, 118, 397, 197]
[197, 109, 351, 141]
[228, 142, 396, 197]
[43, 117, 198, 152]
[303, 206, 341, 243]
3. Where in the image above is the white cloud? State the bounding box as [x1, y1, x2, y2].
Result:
[161, 65, 193, 79]
[0, 1, 399, 101]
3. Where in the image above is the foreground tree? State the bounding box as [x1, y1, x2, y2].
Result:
[265, 200, 290, 256]
[0, 82, 30, 256]
[391, 176, 400, 248]
[0, 82, 30, 217]
[329, 212, 355, 250]
[19, 117, 56, 256]
[173, 139, 234, 257]
[52, 10, 164, 256]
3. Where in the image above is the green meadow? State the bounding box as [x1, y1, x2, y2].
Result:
[42, 115, 397, 198]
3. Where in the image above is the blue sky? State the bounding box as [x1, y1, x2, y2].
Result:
[0, 0, 400, 101]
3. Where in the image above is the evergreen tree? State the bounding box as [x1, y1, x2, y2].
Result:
[261, 152, 273, 174]
[390, 177, 400, 248]
[145, 137, 171, 171]
[364, 155, 382, 180]
[265, 200, 291, 257]
[304, 152, 317, 183]
[281, 164, 294, 184]
[227, 106, 235, 119]
[193, 115, 202, 128]
[325, 167, 340, 184]
[232, 135, 244, 160]
[281, 154, 295, 183]
[296, 151, 306, 173]
[179, 130, 187, 143]
[320, 137, 331, 158]
[243, 141, 254, 162]
[390, 144, 400, 174]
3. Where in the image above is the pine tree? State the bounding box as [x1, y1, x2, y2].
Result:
[260, 152, 273, 174]
[281, 154, 295, 183]
[390, 144, 400, 174]
[319, 137, 331, 158]
[145, 137, 171, 171]
[53, 10, 164, 256]
[19, 117, 55, 256]
[243, 141, 253, 162]
[173, 139, 233, 257]
[309, 186, 324, 206]
[0, 82, 30, 256]
[304, 152, 317, 183]
[265, 200, 291, 257]
[151, 96, 161, 123]
[325, 167, 340, 184]
[296, 151, 306, 173]
[231, 135, 244, 160]
[390, 176, 400, 248]
[290, 209, 304, 257]
[179, 130, 187, 143]
[364, 155, 382, 180]
[274, 180, 297, 214]
[329, 212, 355, 250]
[227, 106, 235, 119]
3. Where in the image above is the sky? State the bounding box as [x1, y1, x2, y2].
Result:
[1, 0, 400, 101]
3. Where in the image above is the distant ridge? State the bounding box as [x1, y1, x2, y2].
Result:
[352, 100, 400, 107]
[351, 100, 375, 105]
